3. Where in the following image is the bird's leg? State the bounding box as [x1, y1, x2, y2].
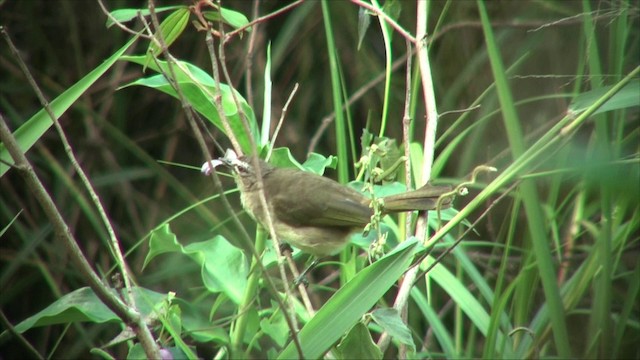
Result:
[293, 257, 320, 286]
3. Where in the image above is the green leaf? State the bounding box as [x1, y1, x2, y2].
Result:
[422, 256, 491, 337]
[267, 147, 337, 175]
[184, 238, 248, 304]
[0, 37, 138, 177]
[13, 287, 167, 333]
[143, 224, 182, 270]
[203, 7, 251, 32]
[568, 79, 640, 116]
[145, 7, 190, 64]
[348, 180, 408, 197]
[178, 298, 229, 343]
[278, 239, 419, 359]
[335, 322, 382, 359]
[370, 308, 415, 353]
[119, 56, 258, 153]
[105, 6, 183, 28]
[142, 224, 248, 304]
[260, 310, 289, 348]
[303, 152, 338, 175]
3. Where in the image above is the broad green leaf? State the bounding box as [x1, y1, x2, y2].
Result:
[178, 298, 229, 343]
[348, 180, 407, 197]
[335, 322, 382, 359]
[143, 224, 248, 304]
[0, 37, 138, 177]
[267, 147, 336, 175]
[260, 310, 289, 348]
[183, 238, 248, 304]
[278, 239, 419, 359]
[119, 56, 258, 153]
[370, 308, 415, 353]
[13, 287, 167, 333]
[143, 223, 182, 270]
[303, 152, 338, 175]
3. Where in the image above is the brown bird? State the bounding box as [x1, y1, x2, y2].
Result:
[203, 152, 452, 256]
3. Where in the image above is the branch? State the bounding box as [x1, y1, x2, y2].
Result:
[0, 26, 160, 359]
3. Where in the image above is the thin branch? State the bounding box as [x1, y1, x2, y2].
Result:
[243, 0, 261, 109]
[429, 9, 625, 43]
[410, 181, 520, 282]
[268, 83, 299, 159]
[214, 11, 305, 355]
[2, 21, 138, 310]
[0, 309, 43, 359]
[266, 81, 317, 316]
[97, 0, 153, 39]
[0, 25, 162, 356]
[0, 114, 159, 358]
[349, 0, 416, 43]
[224, 0, 305, 43]
[376, 1, 438, 354]
[307, 52, 411, 155]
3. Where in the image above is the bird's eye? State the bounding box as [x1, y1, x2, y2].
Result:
[236, 164, 252, 176]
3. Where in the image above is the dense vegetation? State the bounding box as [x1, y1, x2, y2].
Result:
[1, 1, 638, 358]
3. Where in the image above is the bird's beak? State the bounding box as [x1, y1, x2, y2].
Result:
[200, 149, 242, 176]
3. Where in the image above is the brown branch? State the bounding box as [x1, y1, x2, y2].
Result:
[429, 9, 625, 44]
[0, 116, 159, 358]
[224, 0, 305, 43]
[307, 52, 411, 155]
[0, 26, 160, 359]
[212, 10, 305, 356]
[96, 0, 153, 39]
[349, 0, 417, 43]
[0, 309, 43, 359]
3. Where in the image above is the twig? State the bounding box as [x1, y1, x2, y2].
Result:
[268, 83, 299, 159]
[3, 25, 137, 303]
[2, 23, 160, 358]
[376, 1, 438, 354]
[223, 0, 305, 43]
[410, 181, 520, 283]
[267, 83, 315, 316]
[307, 52, 411, 155]
[243, 0, 261, 109]
[401, 39, 413, 237]
[217, 16, 306, 356]
[0, 114, 159, 358]
[283, 250, 316, 316]
[0, 25, 163, 355]
[349, 0, 416, 44]
[96, 0, 152, 39]
[429, 10, 624, 43]
[0, 309, 43, 359]
[196, 5, 304, 356]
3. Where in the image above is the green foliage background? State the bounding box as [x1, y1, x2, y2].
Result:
[1, 0, 638, 359]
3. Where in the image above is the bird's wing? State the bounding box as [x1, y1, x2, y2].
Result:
[265, 169, 372, 227]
